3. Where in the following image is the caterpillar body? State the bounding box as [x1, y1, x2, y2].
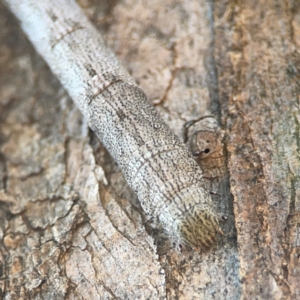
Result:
[6, 0, 222, 250]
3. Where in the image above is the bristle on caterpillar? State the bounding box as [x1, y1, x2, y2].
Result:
[158, 187, 222, 251]
[177, 209, 221, 250]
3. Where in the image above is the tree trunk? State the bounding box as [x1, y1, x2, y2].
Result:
[0, 0, 299, 299]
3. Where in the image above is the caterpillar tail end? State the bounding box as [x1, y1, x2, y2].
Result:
[176, 209, 221, 251]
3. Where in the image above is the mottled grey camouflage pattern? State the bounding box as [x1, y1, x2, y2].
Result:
[6, 0, 221, 249]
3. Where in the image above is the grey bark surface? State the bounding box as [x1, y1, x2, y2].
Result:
[0, 1, 299, 300]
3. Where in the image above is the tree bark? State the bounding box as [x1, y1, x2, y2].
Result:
[0, 1, 299, 300]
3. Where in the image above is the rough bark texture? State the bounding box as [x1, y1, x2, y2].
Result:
[214, 1, 300, 298]
[0, 1, 299, 300]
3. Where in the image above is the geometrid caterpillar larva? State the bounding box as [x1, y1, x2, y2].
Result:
[5, 0, 223, 250]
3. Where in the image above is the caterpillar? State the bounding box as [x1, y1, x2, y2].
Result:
[5, 0, 222, 250]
